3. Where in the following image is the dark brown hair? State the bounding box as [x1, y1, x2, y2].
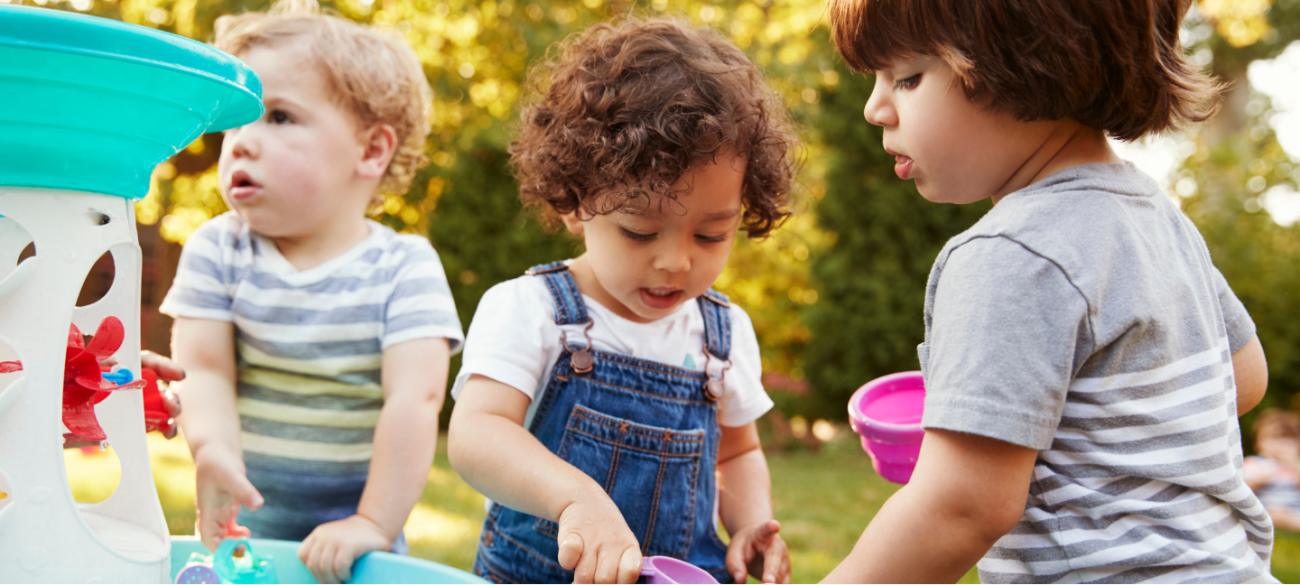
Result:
[1255, 409, 1300, 442]
[829, 0, 1219, 141]
[510, 18, 798, 238]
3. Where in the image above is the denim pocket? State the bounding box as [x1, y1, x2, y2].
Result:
[550, 404, 706, 558]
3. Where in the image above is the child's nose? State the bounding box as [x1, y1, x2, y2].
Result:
[226, 127, 260, 160]
[864, 78, 896, 128]
[654, 240, 692, 273]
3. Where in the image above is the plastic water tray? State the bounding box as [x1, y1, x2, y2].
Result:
[170, 537, 487, 584]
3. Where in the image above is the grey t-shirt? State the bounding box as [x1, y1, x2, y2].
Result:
[920, 163, 1275, 583]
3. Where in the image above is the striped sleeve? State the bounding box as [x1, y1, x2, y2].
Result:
[159, 217, 235, 322]
[382, 237, 464, 353]
[1212, 267, 1256, 353]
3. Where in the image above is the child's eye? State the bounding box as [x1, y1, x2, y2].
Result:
[620, 228, 656, 241]
[894, 74, 921, 90]
[695, 233, 728, 244]
[268, 110, 292, 124]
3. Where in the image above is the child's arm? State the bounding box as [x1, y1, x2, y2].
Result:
[297, 337, 450, 584]
[172, 316, 264, 550]
[448, 374, 644, 584]
[717, 422, 789, 584]
[1234, 336, 1267, 415]
[822, 429, 1038, 583]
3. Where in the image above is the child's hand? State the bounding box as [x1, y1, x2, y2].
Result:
[556, 496, 643, 583]
[193, 444, 263, 550]
[725, 519, 790, 584]
[298, 514, 391, 584]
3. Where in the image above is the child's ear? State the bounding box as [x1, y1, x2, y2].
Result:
[560, 211, 585, 235]
[356, 123, 398, 181]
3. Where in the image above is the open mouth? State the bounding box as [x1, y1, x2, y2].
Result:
[885, 147, 914, 180]
[640, 287, 684, 310]
[228, 170, 262, 200]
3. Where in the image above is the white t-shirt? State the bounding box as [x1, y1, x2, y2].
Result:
[451, 271, 773, 428]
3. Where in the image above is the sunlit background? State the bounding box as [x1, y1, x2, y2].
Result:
[10, 0, 1300, 580]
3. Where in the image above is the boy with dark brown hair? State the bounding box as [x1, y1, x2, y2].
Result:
[824, 0, 1274, 582]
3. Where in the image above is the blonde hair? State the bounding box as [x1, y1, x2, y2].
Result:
[215, 0, 431, 197]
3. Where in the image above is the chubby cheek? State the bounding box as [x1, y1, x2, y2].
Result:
[584, 231, 641, 293]
[691, 244, 732, 293]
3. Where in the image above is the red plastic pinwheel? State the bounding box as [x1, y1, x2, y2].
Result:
[2, 316, 151, 441]
[62, 316, 146, 441]
[139, 367, 171, 434]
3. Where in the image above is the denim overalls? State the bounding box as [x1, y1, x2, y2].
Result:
[472, 262, 732, 584]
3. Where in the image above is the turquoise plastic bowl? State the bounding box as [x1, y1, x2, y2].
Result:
[170, 537, 487, 584]
[0, 4, 262, 199]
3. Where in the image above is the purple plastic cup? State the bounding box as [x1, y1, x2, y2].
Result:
[848, 371, 926, 484]
[641, 556, 719, 584]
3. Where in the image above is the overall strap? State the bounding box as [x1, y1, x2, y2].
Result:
[525, 262, 590, 326]
[696, 289, 731, 361]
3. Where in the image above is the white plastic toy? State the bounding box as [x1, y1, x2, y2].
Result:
[0, 4, 261, 581]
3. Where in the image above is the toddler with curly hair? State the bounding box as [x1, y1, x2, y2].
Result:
[447, 17, 798, 584]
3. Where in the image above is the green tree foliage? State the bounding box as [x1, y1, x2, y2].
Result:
[1177, 1, 1300, 433]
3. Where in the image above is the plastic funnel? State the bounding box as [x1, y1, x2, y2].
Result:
[848, 371, 925, 484]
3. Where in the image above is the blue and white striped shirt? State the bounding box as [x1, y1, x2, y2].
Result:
[160, 212, 462, 536]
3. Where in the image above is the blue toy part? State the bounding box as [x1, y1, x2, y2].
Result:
[214, 538, 279, 584]
[101, 369, 134, 385]
[175, 559, 222, 584]
[0, 4, 263, 199]
[170, 537, 487, 584]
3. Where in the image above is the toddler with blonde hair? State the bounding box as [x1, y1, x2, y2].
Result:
[162, 2, 463, 582]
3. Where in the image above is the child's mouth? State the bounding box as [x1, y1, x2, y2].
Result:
[228, 171, 262, 201]
[894, 155, 914, 180]
[640, 287, 683, 310]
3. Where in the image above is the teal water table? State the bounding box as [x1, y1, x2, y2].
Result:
[0, 5, 260, 583]
[170, 537, 486, 584]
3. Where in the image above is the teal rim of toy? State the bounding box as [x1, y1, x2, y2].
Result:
[0, 4, 263, 199]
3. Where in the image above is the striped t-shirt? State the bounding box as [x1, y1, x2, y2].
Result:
[160, 212, 463, 538]
[920, 163, 1274, 583]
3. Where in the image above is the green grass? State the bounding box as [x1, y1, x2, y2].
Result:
[64, 433, 1300, 583]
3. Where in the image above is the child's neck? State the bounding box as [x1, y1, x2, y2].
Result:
[268, 216, 372, 272]
[992, 121, 1120, 204]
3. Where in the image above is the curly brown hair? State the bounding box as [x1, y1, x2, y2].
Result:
[510, 18, 799, 238]
[829, 0, 1219, 141]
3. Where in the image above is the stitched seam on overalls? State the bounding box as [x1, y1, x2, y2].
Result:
[532, 517, 559, 539]
[682, 446, 701, 555]
[474, 551, 519, 584]
[644, 432, 671, 555]
[587, 348, 711, 379]
[528, 359, 570, 434]
[569, 407, 706, 442]
[578, 376, 713, 405]
[564, 428, 705, 457]
[605, 420, 624, 493]
[488, 514, 569, 572]
[541, 273, 571, 324]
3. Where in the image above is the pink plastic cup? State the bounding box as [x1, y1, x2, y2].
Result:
[640, 556, 719, 584]
[848, 371, 926, 484]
